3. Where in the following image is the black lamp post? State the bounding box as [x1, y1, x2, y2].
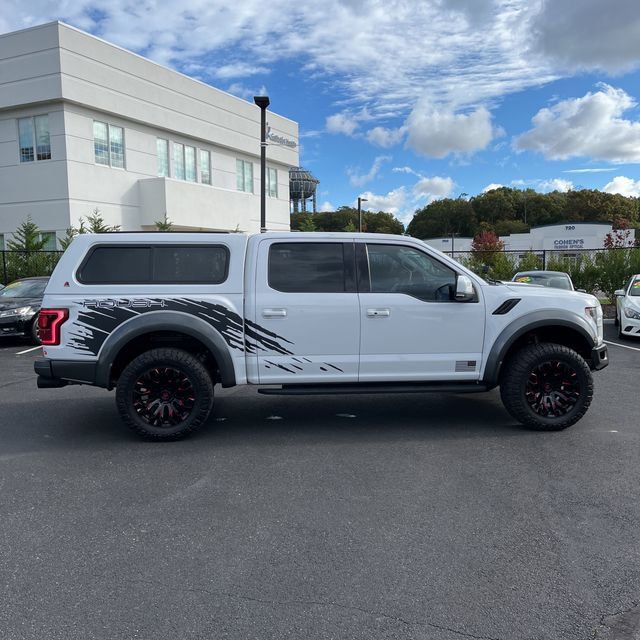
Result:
[254, 95, 270, 233]
[357, 196, 368, 232]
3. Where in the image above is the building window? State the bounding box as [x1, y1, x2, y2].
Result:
[199, 149, 211, 185]
[267, 167, 278, 198]
[94, 121, 125, 168]
[39, 232, 57, 251]
[0, 233, 4, 251]
[236, 159, 253, 193]
[157, 139, 169, 177]
[18, 115, 51, 163]
[172, 142, 185, 180]
[185, 146, 196, 182]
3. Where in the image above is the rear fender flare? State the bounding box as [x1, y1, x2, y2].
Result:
[95, 311, 237, 388]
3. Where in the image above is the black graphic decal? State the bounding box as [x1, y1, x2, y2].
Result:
[264, 360, 298, 374]
[244, 319, 294, 356]
[68, 298, 293, 357]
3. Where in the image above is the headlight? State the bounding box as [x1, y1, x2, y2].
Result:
[624, 307, 640, 320]
[586, 305, 603, 344]
[0, 306, 34, 318]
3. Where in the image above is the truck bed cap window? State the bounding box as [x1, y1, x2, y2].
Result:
[78, 245, 229, 284]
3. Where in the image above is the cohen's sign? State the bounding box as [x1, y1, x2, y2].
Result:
[266, 125, 297, 149]
[553, 239, 585, 248]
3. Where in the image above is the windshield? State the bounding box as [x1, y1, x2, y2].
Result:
[630, 278, 640, 297]
[0, 279, 47, 298]
[513, 274, 572, 290]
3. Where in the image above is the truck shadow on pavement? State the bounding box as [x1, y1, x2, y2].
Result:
[2, 387, 532, 455]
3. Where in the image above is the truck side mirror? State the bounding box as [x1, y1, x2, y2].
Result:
[455, 275, 477, 302]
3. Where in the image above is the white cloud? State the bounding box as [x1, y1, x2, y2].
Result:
[392, 166, 420, 176]
[0, 0, 561, 126]
[405, 101, 495, 158]
[514, 85, 640, 163]
[347, 155, 391, 187]
[413, 176, 454, 200]
[366, 126, 406, 148]
[603, 176, 640, 197]
[482, 183, 504, 193]
[319, 201, 336, 212]
[529, 0, 640, 74]
[357, 187, 407, 217]
[213, 62, 269, 79]
[226, 82, 268, 100]
[539, 178, 573, 192]
[326, 112, 359, 136]
[5, 0, 639, 164]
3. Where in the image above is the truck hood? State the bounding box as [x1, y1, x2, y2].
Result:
[501, 283, 599, 307]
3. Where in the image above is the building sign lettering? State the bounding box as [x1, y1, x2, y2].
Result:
[553, 239, 584, 248]
[266, 125, 297, 149]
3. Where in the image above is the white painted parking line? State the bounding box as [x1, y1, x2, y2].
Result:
[604, 340, 640, 352]
[15, 346, 42, 355]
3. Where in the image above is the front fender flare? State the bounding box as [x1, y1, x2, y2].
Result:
[482, 310, 596, 387]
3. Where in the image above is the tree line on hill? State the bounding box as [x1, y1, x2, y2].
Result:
[291, 188, 640, 239]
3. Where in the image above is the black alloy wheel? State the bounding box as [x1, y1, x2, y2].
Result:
[116, 348, 214, 440]
[133, 366, 196, 427]
[500, 342, 593, 431]
[525, 360, 581, 418]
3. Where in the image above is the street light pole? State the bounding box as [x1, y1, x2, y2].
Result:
[254, 95, 270, 233]
[357, 196, 368, 232]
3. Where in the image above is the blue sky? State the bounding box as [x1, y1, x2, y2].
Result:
[3, 0, 640, 225]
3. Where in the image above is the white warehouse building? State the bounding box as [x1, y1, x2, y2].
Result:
[0, 22, 299, 250]
[426, 222, 636, 256]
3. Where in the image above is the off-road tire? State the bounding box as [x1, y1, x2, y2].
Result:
[116, 348, 214, 440]
[500, 342, 593, 431]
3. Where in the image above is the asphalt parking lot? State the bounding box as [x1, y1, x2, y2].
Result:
[1, 325, 639, 640]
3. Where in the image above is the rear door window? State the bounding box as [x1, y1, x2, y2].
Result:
[268, 243, 348, 293]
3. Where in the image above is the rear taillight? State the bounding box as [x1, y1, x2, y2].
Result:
[38, 309, 69, 346]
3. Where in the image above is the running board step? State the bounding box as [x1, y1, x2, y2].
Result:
[258, 383, 489, 396]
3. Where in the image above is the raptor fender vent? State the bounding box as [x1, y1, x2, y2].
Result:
[492, 298, 521, 315]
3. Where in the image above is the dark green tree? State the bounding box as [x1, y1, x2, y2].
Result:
[7, 217, 47, 252]
[407, 198, 475, 239]
[154, 216, 174, 231]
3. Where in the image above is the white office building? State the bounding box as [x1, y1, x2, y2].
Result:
[426, 222, 636, 256]
[0, 22, 299, 250]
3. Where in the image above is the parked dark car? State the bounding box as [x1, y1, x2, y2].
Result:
[0, 277, 49, 344]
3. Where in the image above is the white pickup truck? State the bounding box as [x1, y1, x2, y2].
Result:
[35, 232, 608, 439]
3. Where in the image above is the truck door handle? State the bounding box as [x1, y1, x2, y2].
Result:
[262, 308, 287, 318]
[367, 308, 390, 318]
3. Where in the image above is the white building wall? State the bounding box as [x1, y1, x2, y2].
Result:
[0, 21, 298, 246]
[0, 104, 70, 240]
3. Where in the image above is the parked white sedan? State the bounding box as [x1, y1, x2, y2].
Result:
[615, 274, 640, 338]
